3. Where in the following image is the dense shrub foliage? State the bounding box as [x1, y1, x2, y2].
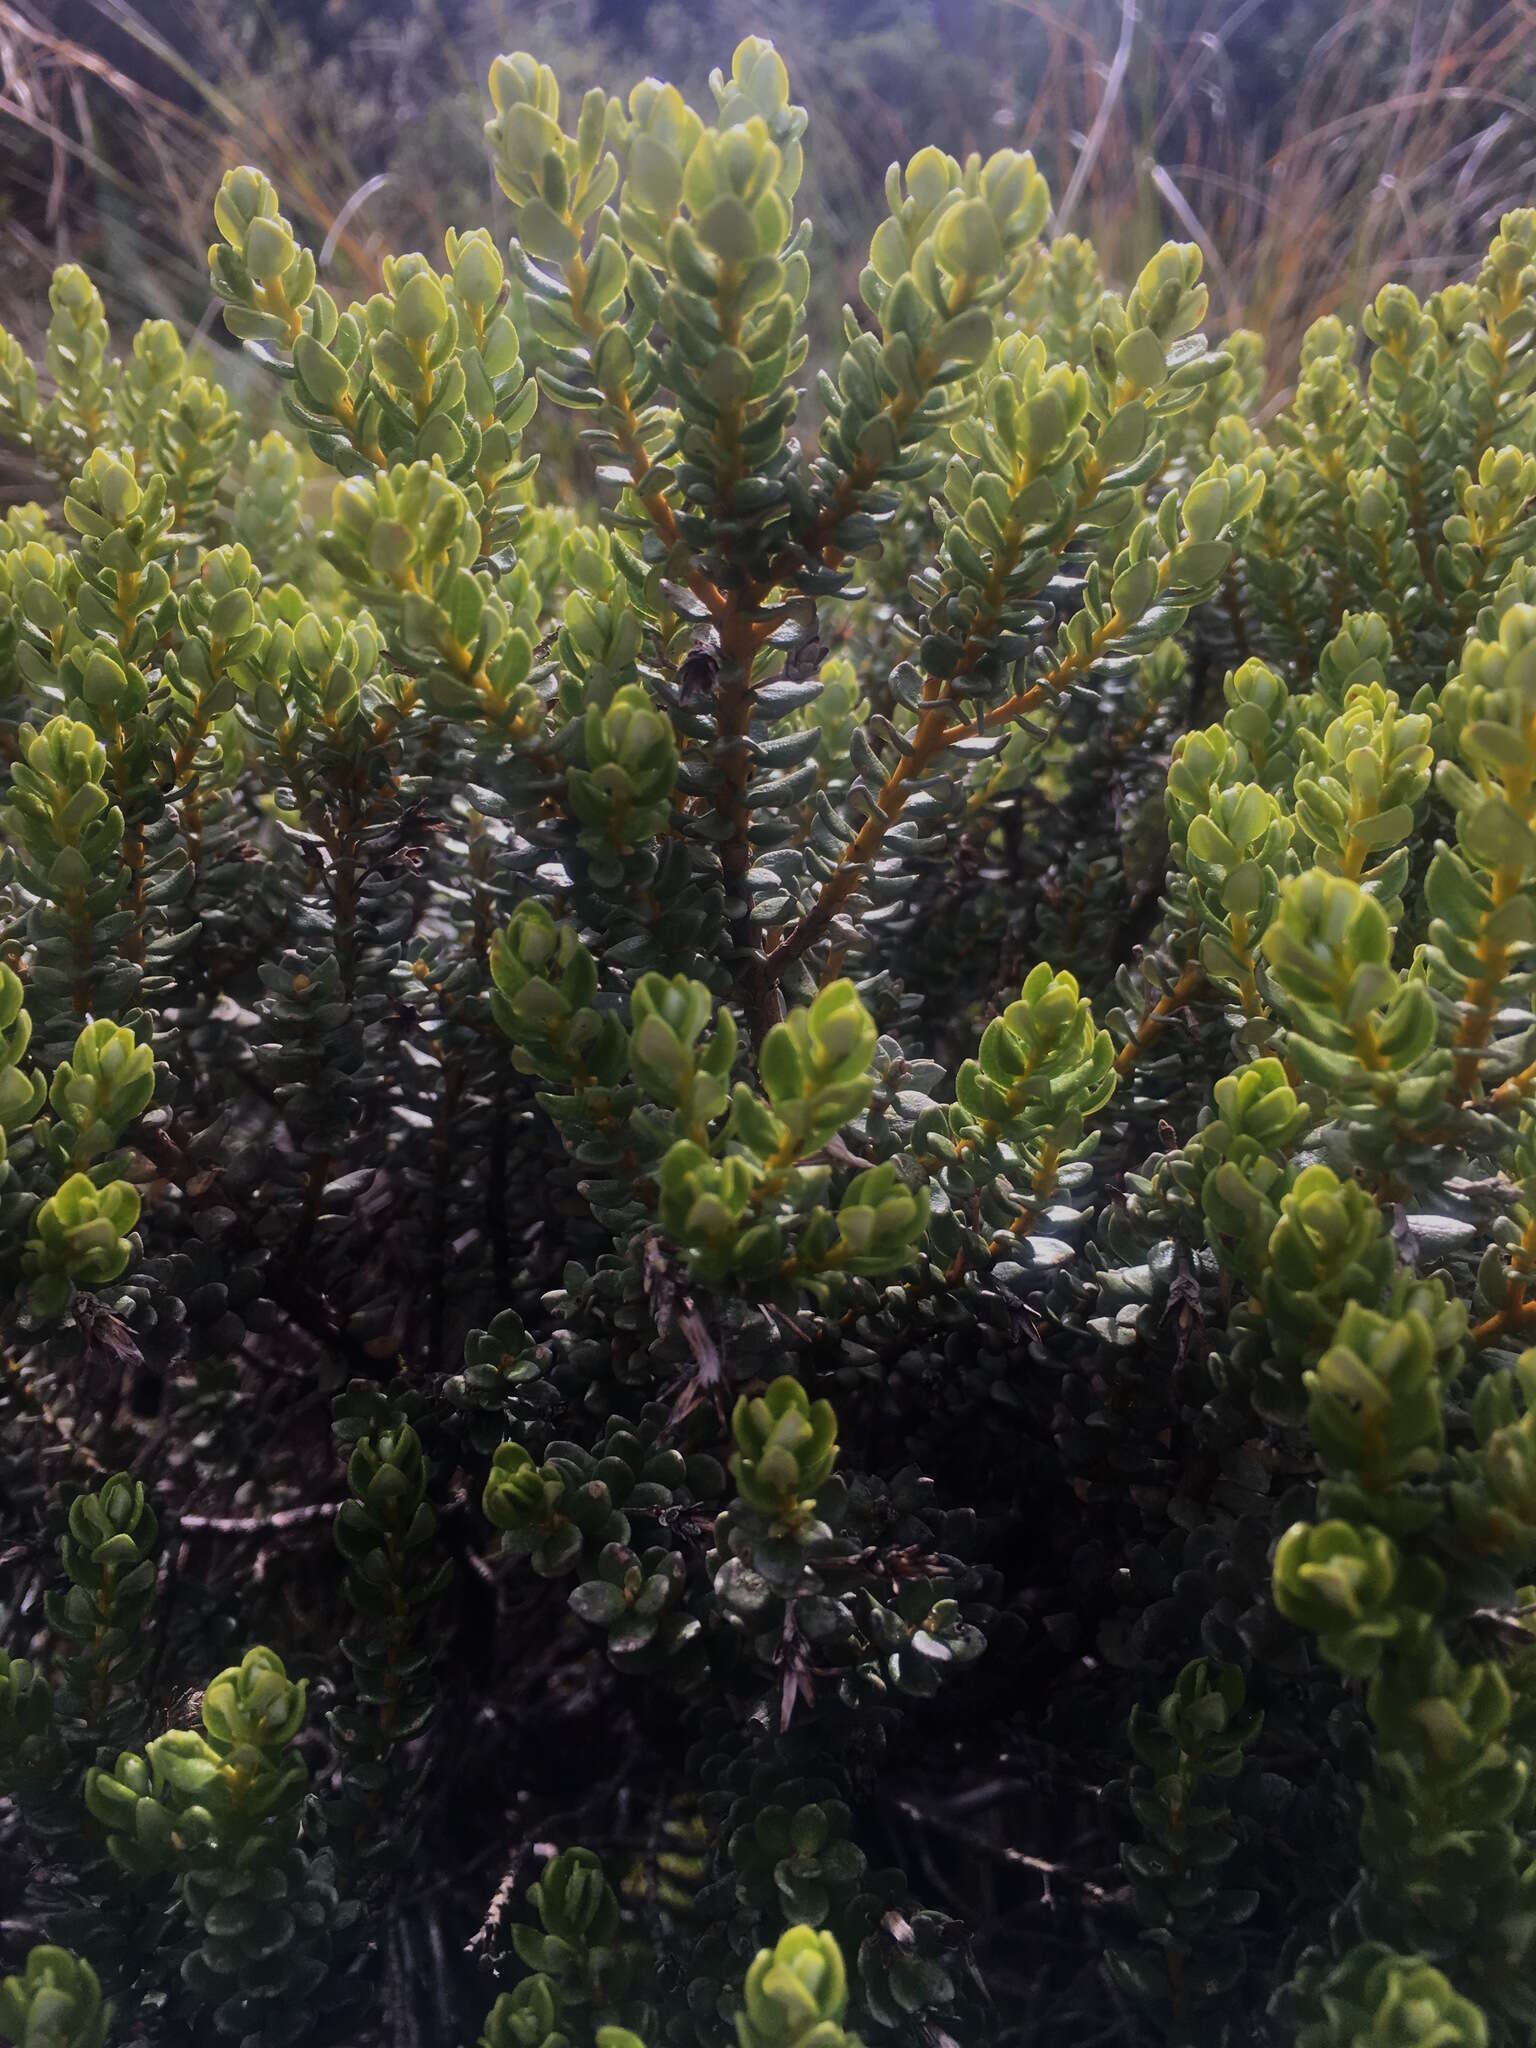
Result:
[3, 31, 1536, 2047]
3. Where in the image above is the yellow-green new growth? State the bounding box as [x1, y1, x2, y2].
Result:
[0, 1946, 110, 2048]
[952, 963, 1115, 1163]
[1427, 594, 1536, 1094]
[736, 1925, 858, 2048]
[1292, 681, 1432, 928]
[731, 1377, 838, 1527]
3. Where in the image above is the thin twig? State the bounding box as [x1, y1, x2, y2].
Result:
[886, 1794, 1121, 1908]
[171, 1501, 340, 1535]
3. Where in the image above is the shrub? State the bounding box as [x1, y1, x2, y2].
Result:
[1, 28, 1536, 2048]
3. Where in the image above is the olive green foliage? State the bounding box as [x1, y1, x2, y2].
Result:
[0, 1945, 110, 2048]
[1107, 1660, 1261, 2040]
[3, 23, 1536, 2048]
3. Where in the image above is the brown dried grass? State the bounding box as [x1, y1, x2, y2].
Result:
[1, 0, 1532, 392]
